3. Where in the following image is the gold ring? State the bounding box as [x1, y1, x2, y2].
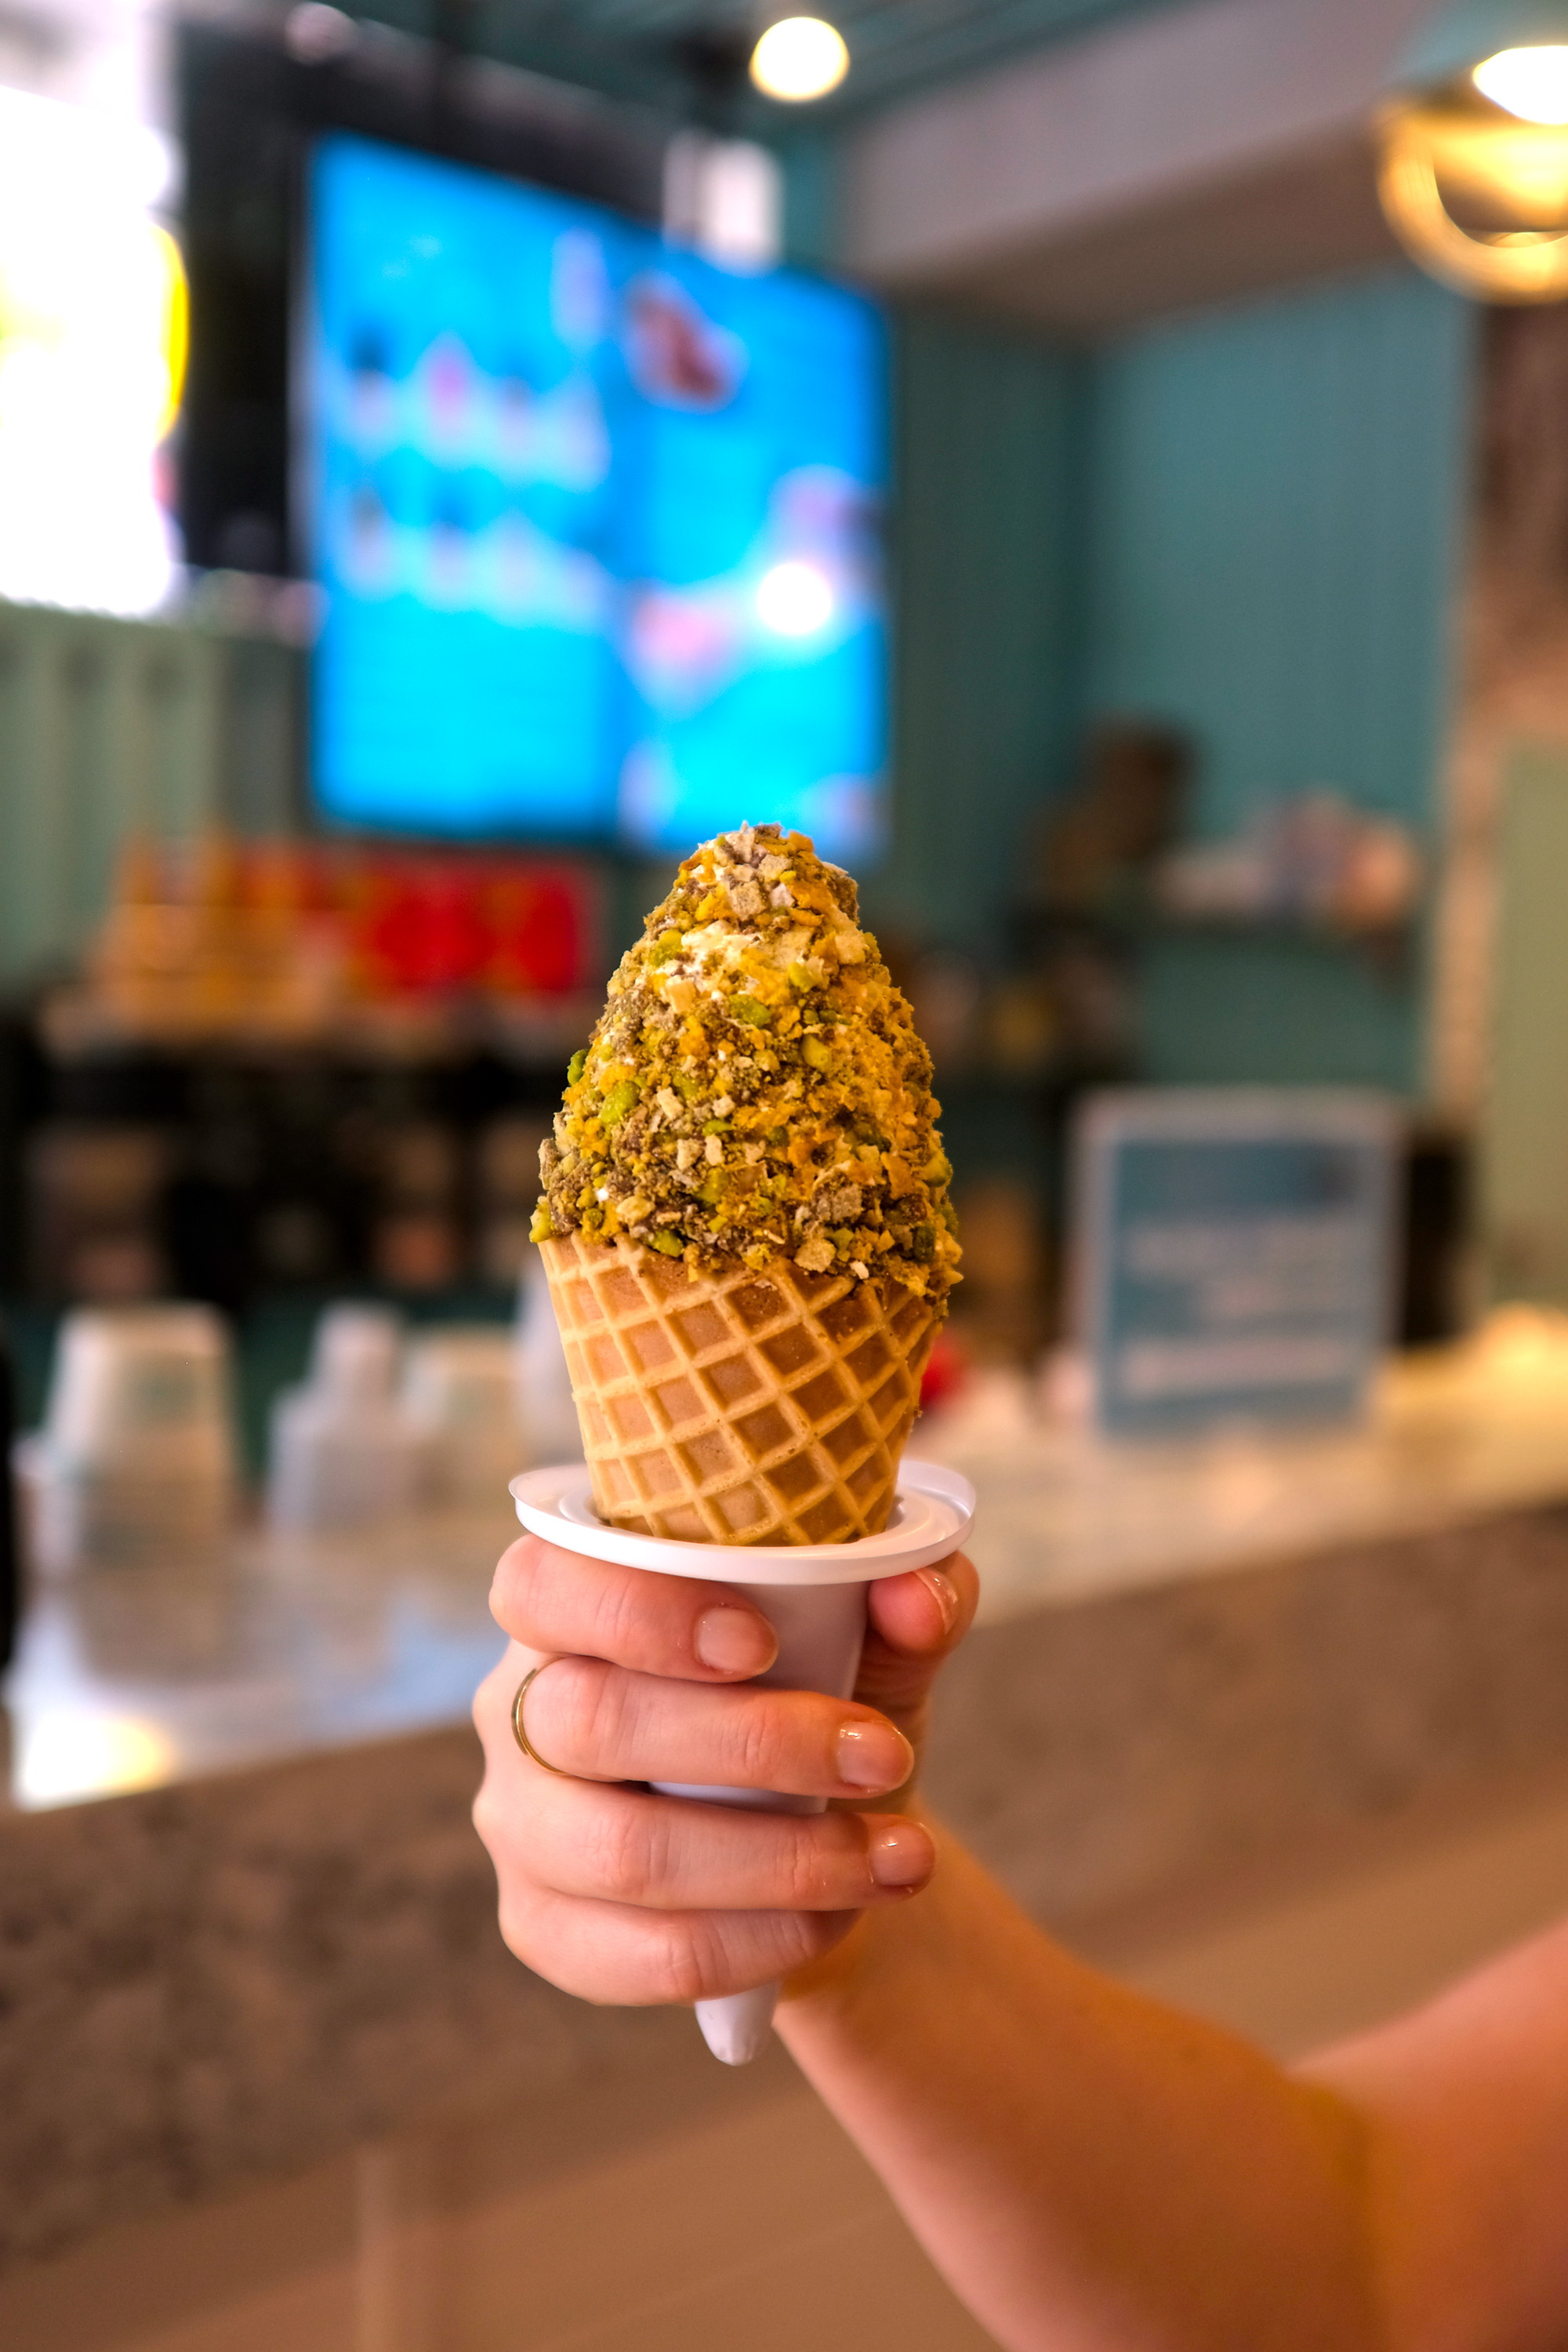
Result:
[510, 1663, 572, 1777]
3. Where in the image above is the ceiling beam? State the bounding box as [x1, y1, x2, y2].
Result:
[839, 0, 1443, 333]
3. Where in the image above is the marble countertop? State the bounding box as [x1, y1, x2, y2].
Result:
[10, 1326, 1568, 1814]
[9, 1497, 1568, 2272]
[9, 1328, 1568, 2267]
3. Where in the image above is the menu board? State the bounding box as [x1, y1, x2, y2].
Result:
[1073, 1091, 1400, 1437]
[303, 134, 887, 861]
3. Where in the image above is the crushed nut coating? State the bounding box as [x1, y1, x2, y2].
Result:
[532, 823, 960, 1300]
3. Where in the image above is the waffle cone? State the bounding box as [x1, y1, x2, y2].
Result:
[540, 1232, 942, 1544]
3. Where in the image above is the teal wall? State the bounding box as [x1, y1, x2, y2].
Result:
[868, 307, 1083, 952]
[867, 266, 1477, 1100]
[1080, 263, 1476, 1091]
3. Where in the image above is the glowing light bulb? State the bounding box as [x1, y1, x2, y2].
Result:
[757, 559, 833, 636]
[750, 17, 848, 103]
[1474, 45, 1568, 125]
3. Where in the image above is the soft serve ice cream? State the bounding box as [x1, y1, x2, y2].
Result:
[532, 822, 960, 1305]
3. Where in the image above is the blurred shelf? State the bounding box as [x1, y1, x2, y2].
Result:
[1014, 896, 1417, 979]
[35, 989, 597, 1070]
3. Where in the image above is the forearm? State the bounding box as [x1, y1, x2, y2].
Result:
[779, 1825, 1382, 2352]
[479, 1530, 1568, 2351]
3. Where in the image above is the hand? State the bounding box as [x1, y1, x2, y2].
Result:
[471, 1534, 978, 2008]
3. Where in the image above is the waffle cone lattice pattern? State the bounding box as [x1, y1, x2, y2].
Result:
[541, 1234, 942, 1544]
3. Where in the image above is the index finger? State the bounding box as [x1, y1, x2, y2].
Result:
[489, 1531, 779, 1682]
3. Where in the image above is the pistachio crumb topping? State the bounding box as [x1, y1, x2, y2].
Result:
[531, 822, 960, 1300]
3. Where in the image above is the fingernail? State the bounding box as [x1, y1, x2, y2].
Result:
[916, 1567, 959, 1633]
[868, 1820, 935, 1889]
[837, 1720, 913, 1791]
[695, 1606, 775, 1675]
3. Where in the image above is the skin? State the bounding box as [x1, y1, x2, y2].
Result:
[474, 1535, 1568, 2352]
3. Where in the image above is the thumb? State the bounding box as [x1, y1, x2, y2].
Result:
[851, 1552, 978, 1755]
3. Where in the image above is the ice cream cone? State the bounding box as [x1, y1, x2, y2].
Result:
[540, 1231, 941, 1546]
[525, 826, 960, 2063]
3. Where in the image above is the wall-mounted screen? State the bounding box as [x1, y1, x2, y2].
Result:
[304, 134, 887, 862]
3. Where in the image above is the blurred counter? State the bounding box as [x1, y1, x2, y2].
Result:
[8, 1327, 1568, 2271]
[927, 1329, 1568, 1615]
[5, 1509, 514, 1811]
[11, 1327, 1568, 1816]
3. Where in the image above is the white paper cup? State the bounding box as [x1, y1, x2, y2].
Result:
[511, 1461, 975, 2063]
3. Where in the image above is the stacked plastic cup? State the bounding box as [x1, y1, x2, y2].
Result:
[402, 1327, 528, 1508]
[267, 1305, 423, 1532]
[29, 1305, 236, 1571]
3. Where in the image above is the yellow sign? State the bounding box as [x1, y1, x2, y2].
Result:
[0, 87, 187, 609]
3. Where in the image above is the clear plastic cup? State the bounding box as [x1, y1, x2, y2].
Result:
[402, 1327, 527, 1508]
[310, 1304, 402, 1404]
[32, 1305, 236, 1568]
[46, 1305, 234, 1472]
[266, 1303, 422, 1533]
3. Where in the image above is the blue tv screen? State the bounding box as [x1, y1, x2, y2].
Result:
[303, 134, 888, 863]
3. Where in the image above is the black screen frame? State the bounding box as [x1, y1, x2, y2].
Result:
[176, 16, 664, 578]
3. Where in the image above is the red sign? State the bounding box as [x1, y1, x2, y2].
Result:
[321, 852, 597, 1000]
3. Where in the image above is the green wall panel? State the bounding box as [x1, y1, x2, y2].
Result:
[0, 604, 302, 985]
[1082, 263, 1476, 1094]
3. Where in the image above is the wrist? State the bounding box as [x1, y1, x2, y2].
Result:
[779, 1805, 945, 2032]
[779, 1908, 877, 2018]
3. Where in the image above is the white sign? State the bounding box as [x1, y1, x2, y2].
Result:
[1073, 1089, 1401, 1436]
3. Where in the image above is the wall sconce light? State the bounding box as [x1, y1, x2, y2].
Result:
[1378, 1, 1568, 299]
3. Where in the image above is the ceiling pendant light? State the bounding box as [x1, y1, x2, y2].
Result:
[1377, 1, 1568, 299]
[749, 16, 849, 103]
